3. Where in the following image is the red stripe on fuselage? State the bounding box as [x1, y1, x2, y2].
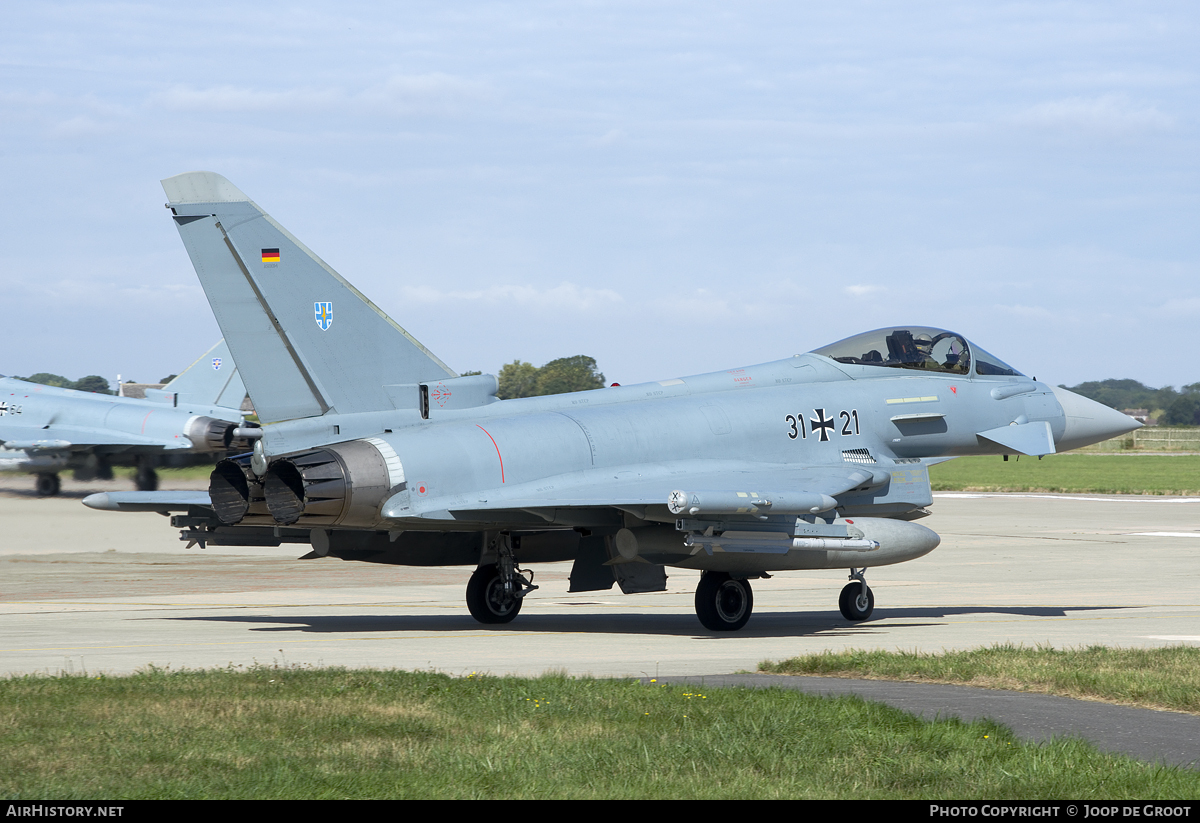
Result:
[475, 424, 505, 484]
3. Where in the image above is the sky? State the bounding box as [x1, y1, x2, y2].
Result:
[2, 2, 1197, 390]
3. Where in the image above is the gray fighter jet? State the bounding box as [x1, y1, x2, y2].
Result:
[3, 340, 256, 495]
[85, 172, 1140, 630]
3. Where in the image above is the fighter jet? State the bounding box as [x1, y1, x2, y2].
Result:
[85, 172, 1141, 630]
[3, 340, 257, 495]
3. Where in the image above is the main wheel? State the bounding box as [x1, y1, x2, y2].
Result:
[135, 467, 158, 492]
[35, 473, 60, 497]
[838, 582, 874, 621]
[465, 564, 522, 624]
[695, 572, 753, 631]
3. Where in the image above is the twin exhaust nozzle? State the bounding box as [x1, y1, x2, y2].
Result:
[208, 440, 393, 528]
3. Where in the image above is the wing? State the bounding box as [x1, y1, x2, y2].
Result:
[83, 491, 213, 512]
[384, 460, 896, 522]
[1, 426, 197, 451]
[85, 459, 928, 527]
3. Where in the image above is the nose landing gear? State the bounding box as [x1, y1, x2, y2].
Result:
[838, 568, 874, 621]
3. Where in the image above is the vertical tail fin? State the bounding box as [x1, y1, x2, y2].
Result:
[161, 172, 455, 424]
[148, 339, 247, 409]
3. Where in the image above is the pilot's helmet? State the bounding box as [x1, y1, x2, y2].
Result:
[914, 333, 933, 354]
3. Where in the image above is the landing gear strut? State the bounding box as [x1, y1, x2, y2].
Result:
[35, 473, 60, 497]
[838, 568, 874, 621]
[695, 571, 754, 631]
[135, 460, 158, 492]
[465, 535, 538, 624]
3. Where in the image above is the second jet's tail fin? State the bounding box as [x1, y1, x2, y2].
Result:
[161, 172, 456, 424]
[147, 340, 247, 410]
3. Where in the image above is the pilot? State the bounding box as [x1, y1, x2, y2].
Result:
[913, 333, 938, 368]
[941, 339, 969, 373]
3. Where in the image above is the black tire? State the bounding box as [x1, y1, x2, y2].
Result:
[695, 572, 753, 631]
[35, 473, 60, 497]
[838, 582, 874, 621]
[465, 564, 522, 624]
[135, 467, 158, 492]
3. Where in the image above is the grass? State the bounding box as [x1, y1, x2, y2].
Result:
[929, 454, 1200, 495]
[760, 644, 1200, 714]
[2, 665, 1197, 799]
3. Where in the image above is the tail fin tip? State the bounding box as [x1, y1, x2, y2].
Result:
[161, 171, 250, 205]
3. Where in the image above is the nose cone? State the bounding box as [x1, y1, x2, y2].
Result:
[1051, 386, 1142, 451]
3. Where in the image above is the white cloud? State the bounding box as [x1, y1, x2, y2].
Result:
[47, 114, 114, 139]
[1012, 95, 1174, 135]
[843, 284, 884, 297]
[150, 84, 342, 113]
[1152, 297, 1200, 319]
[991, 303, 1060, 322]
[588, 129, 627, 147]
[399, 282, 624, 311]
[149, 73, 488, 116]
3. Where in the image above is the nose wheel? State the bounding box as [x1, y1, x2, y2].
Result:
[838, 569, 874, 621]
[695, 572, 754, 631]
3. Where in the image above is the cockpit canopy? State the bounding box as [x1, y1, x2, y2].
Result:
[811, 326, 1023, 377]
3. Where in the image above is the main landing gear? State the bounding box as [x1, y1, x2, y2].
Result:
[135, 465, 158, 492]
[838, 568, 874, 621]
[694, 571, 754, 631]
[465, 535, 538, 625]
[35, 473, 60, 497]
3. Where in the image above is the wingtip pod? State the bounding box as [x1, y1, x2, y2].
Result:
[161, 171, 251, 205]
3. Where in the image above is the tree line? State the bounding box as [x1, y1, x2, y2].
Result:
[11, 372, 117, 394]
[15, 363, 1199, 424]
[463, 355, 607, 400]
[13, 357, 608, 401]
[1060, 379, 1200, 426]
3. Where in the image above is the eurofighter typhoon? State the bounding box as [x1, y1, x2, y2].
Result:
[3, 340, 256, 495]
[85, 172, 1141, 631]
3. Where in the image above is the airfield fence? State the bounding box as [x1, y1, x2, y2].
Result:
[1081, 426, 1200, 452]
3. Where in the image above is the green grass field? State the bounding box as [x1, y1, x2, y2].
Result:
[761, 645, 1200, 714]
[2, 666, 1197, 799]
[929, 454, 1200, 495]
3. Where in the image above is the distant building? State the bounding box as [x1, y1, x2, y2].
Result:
[1122, 409, 1156, 426]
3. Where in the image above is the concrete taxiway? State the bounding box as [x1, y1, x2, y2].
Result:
[3, 475, 1199, 680]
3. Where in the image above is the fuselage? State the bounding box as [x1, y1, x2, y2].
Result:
[381, 356, 1056, 497]
[0, 376, 245, 471]
[248, 350, 1073, 534]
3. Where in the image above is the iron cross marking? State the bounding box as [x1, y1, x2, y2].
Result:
[810, 408, 835, 442]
